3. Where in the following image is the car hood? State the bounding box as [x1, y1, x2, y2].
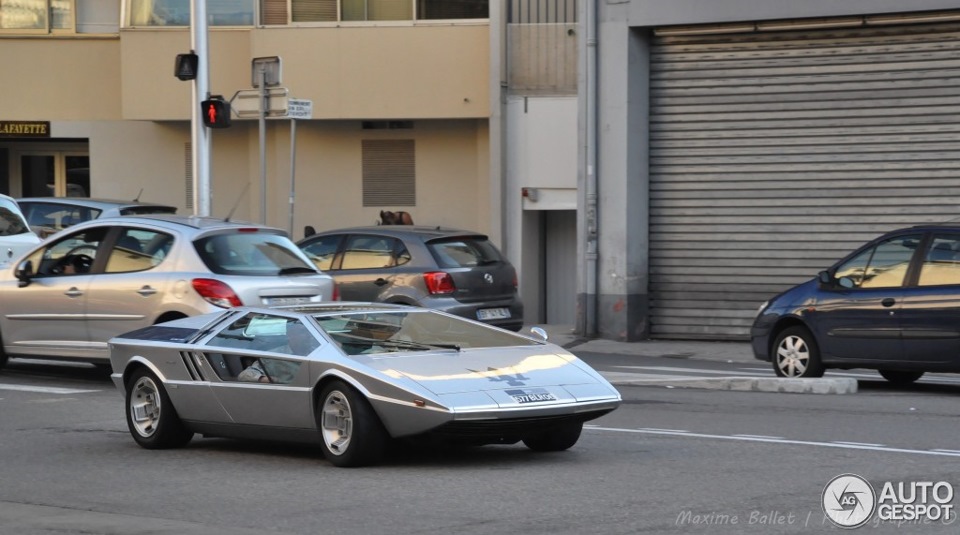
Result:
[366, 345, 603, 395]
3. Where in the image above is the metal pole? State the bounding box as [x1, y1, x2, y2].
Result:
[191, 0, 211, 217]
[288, 118, 297, 237]
[259, 67, 267, 224]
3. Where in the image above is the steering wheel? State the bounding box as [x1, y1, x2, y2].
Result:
[50, 245, 97, 275]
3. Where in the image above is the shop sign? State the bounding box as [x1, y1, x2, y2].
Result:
[0, 121, 50, 138]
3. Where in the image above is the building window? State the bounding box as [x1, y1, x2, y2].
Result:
[262, 0, 487, 25]
[128, 0, 254, 27]
[0, 0, 78, 32]
[362, 139, 415, 207]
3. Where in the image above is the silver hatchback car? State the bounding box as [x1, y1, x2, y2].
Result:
[0, 215, 336, 369]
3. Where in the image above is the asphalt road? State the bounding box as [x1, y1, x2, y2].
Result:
[1, 357, 959, 534]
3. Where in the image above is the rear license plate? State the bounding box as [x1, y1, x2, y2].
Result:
[477, 307, 511, 320]
[263, 296, 311, 306]
[507, 388, 557, 404]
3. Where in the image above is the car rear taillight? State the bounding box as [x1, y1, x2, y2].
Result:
[424, 271, 456, 295]
[332, 283, 340, 301]
[192, 278, 243, 308]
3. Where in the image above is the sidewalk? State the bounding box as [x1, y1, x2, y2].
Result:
[526, 324, 757, 365]
[525, 324, 858, 395]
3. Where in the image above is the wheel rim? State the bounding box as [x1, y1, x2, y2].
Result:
[776, 335, 809, 377]
[320, 390, 353, 456]
[129, 376, 161, 437]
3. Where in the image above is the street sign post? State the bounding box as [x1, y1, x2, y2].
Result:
[285, 98, 312, 235]
[230, 87, 289, 117]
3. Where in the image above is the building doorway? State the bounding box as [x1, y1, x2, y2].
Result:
[16, 151, 90, 198]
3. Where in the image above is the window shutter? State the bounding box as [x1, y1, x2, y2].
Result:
[292, 0, 336, 22]
[362, 139, 415, 207]
[261, 0, 288, 25]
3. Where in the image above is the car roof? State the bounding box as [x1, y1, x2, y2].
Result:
[15, 197, 175, 210]
[73, 214, 287, 233]
[307, 225, 487, 241]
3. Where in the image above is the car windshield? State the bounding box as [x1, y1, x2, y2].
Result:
[427, 237, 502, 268]
[311, 309, 539, 355]
[194, 232, 317, 276]
[0, 199, 32, 236]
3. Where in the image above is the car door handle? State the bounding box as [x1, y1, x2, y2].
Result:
[137, 286, 158, 297]
[64, 287, 83, 298]
[881, 298, 896, 308]
[374, 278, 389, 286]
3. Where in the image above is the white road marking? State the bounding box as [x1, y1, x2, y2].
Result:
[642, 427, 689, 433]
[611, 365, 769, 377]
[733, 434, 783, 439]
[586, 425, 960, 458]
[831, 441, 886, 447]
[0, 384, 100, 394]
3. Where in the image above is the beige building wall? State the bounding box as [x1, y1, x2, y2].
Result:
[120, 25, 489, 121]
[1, 38, 122, 121]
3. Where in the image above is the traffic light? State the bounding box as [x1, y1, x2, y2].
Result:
[200, 98, 231, 129]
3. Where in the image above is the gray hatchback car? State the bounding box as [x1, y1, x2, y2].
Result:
[297, 226, 523, 331]
[0, 215, 336, 369]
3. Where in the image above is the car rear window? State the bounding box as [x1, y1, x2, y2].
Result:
[427, 237, 503, 268]
[0, 199, 32, 236]
[194, 232, 317, 276]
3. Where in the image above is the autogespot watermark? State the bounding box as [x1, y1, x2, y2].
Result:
[823, 474, 956, 529]
[675, 474, 956, 530]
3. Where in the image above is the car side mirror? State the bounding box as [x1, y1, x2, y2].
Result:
[818, 270, 832, 285]
[529, 326, 548, 342]
[15, 259, 33, 288]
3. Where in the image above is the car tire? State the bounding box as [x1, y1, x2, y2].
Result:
[317, 380, 387, 467]
[522, 421, 583, 452]
[772, 326, 825, 378]
[125, 368, 193, 449]
[879, 370, 924, 385]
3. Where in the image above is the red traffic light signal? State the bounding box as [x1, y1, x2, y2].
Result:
[201, 98, 231, 129]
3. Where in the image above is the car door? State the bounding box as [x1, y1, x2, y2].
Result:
[898, 233, 960, 364]
[813, 233, 921, 361]
[0, 227, 108, 359]
[202, 312, 315, 428]
[334, 234, 403, 302]
[83, 227, 176, 356]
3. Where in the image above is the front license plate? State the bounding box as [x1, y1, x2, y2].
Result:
[477, 307, 511, 320]
[263, 296, 310, 306]
[507, 388, 557, 404]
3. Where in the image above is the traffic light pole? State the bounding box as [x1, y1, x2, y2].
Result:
[258, 67, 267, 224]
[190, 0, 211, 217]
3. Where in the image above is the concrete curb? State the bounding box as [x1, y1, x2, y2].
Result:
[606, 376, 858, 394]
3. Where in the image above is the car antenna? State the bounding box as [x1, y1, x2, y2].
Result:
[132, 188, 143, 202]
[225, 183, 251, 222]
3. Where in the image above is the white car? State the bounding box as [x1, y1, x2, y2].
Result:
[0, 195, 41, 268]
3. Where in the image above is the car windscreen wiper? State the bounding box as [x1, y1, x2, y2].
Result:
[382, 338, 461, 351]
[278, 266, 318, 275]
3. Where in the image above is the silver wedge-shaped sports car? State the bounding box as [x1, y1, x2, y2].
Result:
[109, 303, 621, 467]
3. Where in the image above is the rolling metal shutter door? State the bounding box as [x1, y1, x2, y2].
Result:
[649, 22, 960, 340]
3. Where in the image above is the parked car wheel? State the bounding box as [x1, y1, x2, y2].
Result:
[125, 368, 193, 449]
[878, 369, 924, 385]
[772, 326, 824, 378]
[522, 421, 583, 452]
[317, 380, 387, 467]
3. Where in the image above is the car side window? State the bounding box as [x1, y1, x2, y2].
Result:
[340, 235, 399, 270]
[918, 235, 960, 287]
[105, 229, 174, 273]
[29, 227, 108, 277]
[833, 235, 921, 289]
[204, 312, 314, 384]
[301, 235, 343, 271]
